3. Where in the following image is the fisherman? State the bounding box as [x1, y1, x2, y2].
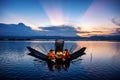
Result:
[63, 49, 70, 59]
[48, 49, 55, 60]
[55, 50, 63, 64]
[55, 50, 63, 59]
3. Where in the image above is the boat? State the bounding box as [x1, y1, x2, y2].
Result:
[27, 40, 86, 61]
[27, 40, 86, 71]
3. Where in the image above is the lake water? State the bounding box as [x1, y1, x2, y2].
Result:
[0, 41, 120, 80]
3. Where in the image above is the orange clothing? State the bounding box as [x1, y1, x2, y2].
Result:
[63, 51, 70, 58]
[48, 52, 55, 60]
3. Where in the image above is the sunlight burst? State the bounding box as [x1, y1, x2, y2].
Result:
[41, 1, 64, 26]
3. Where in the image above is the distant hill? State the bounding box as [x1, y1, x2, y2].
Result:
[87, 35, 120, 41]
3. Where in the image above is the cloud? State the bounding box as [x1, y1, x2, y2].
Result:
[111, 28, 120, 35]
[0, 23, 120, 38]
[39, 25, 77, 37]
[76, 31, 90, 34]
[0, 23, 37, 36]
[0, 23, 78, 37]
[116, 28, 120, 33]
[112, 18, 120, 26]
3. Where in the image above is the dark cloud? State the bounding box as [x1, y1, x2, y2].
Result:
[112, 18, 120, 26]
[114, 28, 120, 34]
[0, 23, 78, 37]
[76, 31, 90, 33]
[111, 28, 120, 35]
[0, 23, 37, 36]
[91, 31, 103, 33]
[0, 23, 120, 38]
[39, 25, 77, 36]
[116, 28, 120, 32]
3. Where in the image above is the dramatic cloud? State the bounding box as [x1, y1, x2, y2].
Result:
[39, 25, 77, 36]
[0, 23, 78, 37]
[0, 23, 120, 38]
[0, 23, 36, 36]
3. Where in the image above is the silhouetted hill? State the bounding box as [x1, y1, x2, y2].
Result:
[88, 35, 120, 41]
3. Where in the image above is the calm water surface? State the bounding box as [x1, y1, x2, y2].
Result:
[0, 41, 120, 80]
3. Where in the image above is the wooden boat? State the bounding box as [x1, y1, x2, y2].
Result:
[27, 40, 86, 71]
[27, 47, 86, 61]
[27, 40, 86, 61]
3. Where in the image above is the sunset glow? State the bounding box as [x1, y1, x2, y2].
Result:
[0, 0, 120, 37]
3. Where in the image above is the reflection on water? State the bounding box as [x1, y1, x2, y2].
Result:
[47, 60, 70, 72]
[0, 41, 120, 80]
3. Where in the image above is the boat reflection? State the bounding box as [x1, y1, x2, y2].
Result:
[47, 59, 70, 72]
[27, 40, 86, 72]
[33, 57, 84, 72]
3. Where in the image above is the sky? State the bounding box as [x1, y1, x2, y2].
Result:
[0, 0, 120, 37]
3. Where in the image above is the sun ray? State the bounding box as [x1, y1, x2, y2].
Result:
[77, 0, 113, 31]
[41, 0, 64, 26]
